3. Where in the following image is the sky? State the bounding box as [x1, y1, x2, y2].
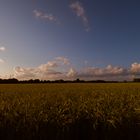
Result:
[0, 0, 140, 80]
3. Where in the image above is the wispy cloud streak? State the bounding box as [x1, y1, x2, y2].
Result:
[33, 10, 58, 23]
[70, 1, 90, 31]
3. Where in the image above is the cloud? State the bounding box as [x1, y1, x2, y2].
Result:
[55, 57, 70, 65]
[14, 57, 71, 80]
[0, 46, 5, 51]
[14, 63, 128, 81]
[14, 66, 38, 80]
[70, 1, 90, 31]
[13, 56, 140, 81]
[33, 10, 58, 23]
[89, 65, 118, 76]
[0, 59, 5, 64]
[38, 57, 70, 71]
[77, 65, 129, 81]
[67, 68, 77, 78]
[39, 61, 58, 71]
[130, 63, 140, 74]
[0, 46, 5, 64]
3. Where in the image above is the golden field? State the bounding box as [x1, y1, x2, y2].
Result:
[0, 83, 139, 140]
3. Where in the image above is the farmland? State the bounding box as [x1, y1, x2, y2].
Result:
[0, 83, 140, 140]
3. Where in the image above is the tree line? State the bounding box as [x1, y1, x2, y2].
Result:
[0, 78, 139, 84]
[0, 78, 131, 84]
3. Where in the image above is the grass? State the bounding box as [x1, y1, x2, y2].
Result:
[0, 83, 139, 140]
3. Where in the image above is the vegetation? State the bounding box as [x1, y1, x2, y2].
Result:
[0, 78, 116, 83]
[0, 83, 140, 140]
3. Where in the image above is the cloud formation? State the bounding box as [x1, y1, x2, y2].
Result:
[55, 57, 70, 65]
[33, 10, 58, 23]
[14, 57, 71, 80]
[85, 65, 126, 76]
[70, 1, 90, 31]
[13, 57, 140, 81]
[130, 62, 140, 74]
[0, 46, 6, 64]
[77, 65, 128, 81]
[67, 68, 77, 78]
[0, 59, 4, 64]
[0, 46, 5, 51]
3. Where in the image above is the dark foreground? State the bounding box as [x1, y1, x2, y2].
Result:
[0, 83, 140, 140]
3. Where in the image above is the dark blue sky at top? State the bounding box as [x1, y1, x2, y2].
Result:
[0, 0, 140, 76]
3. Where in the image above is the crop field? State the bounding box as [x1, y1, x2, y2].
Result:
[0, 83, 140, 140]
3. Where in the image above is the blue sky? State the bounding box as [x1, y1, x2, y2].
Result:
[0, 0, 140, 80]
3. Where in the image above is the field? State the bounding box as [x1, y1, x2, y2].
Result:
[0, 83, 140, 140]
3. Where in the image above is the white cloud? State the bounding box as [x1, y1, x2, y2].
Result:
[38, 57, 70, 72]
[14, 66, 39, 80]
[33, 9, 58, 23]
[130, 62, 140, 74]
[0, 46, 6, 64]
[14, 57, 71, 80]
[13, 57, 140, 81]
[76, 65, 128, 81]
[55, 57, 70, 65]
[67, 68, 77, 78]
[38, 61, 58, 71]
[70, 1, 90, 31]
[0, 46, 5, 51]
[13, 60, 128, 81]
[0, 59, 5, 64]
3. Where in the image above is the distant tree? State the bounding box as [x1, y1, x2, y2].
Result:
[133, 78, 140, 82]
[28, 79, 34, 83]
[7, 78, 18, 83]
[76, 78, 80, 82]
[34, 79, 40, 83]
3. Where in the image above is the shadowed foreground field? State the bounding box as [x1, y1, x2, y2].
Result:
[0, 83, 140, 140]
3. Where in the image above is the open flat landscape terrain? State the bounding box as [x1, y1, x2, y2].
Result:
[1, 0, 140, 139]
[0, 83, 140, 140]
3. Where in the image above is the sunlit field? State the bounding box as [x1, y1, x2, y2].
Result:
[0, 83, 140, 140]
